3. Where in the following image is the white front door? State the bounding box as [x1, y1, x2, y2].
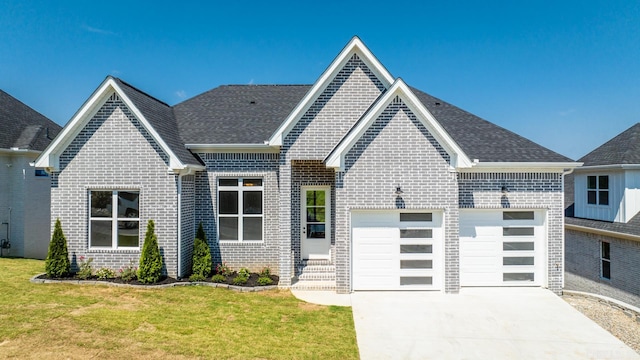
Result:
[301, 186, 331, 260]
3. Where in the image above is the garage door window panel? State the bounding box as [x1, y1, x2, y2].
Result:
[400, 229, 433, 238]
[400, 244, 432, 254]
[503, 257, 534, 266]
[503, 227, 534, 236]
[400, 213, 432, 222]
[503, 242, 535, 251]
[503, 273, 534, 282]
[400, 260, 432, 269]
[401, 277, 432, 285]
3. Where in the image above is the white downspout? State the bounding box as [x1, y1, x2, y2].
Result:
[561, 168, 575, 289]
[177, 174, 182, 279]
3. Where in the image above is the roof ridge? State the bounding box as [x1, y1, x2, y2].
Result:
[111, 77, 172, 108]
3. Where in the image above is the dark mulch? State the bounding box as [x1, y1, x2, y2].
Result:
[37, 272, 279, 287]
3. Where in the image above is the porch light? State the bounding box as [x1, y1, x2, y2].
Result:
[501, 185, 509, 194]
[395, 185, 403, 196]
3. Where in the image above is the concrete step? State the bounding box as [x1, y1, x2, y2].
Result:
[301, 259, 332, 266]
[291, 279, 336, 291]
[296, 264, 336, 273]
[298, 271, 336, 281]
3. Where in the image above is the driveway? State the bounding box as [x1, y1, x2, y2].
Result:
[350, 288, 639, 360]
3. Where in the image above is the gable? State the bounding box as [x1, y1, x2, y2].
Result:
[59, 93, 170, 172]
[269, 37, 394, 147]
[0, 90, 61, 151]
[283, 53, 387, 159]
[35, 77, 203, 173]
[326, 79, 472, 170]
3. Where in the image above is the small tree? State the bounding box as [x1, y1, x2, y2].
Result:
[190, 223, 212, 281]
[138, 220, 163, 284]
[45, 218, 71, 278]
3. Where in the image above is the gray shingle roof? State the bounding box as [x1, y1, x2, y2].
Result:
[411, 88, 573, 163]
[173, 85, 311, 144]
[112, 78, 202, 167]
[579, 122, 640, 166]
[0, 90, 61, 151]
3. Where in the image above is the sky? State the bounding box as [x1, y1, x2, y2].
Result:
[1, 0, 639, 160]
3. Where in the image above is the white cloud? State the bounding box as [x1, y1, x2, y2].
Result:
[83, 25, 116, 35]
[175, 90, 187, 99]
[248, 79, 254, 85]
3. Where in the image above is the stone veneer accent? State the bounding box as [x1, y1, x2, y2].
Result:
[51, 93, 180, 276]
[565, 229, 640, 308]
[458, 172, 564, 293]
[335, 97, 458, 293]
[195, 153, 280, 274]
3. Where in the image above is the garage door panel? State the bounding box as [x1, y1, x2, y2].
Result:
[352, 211, 442, 291]
[460, 209, 545, 287]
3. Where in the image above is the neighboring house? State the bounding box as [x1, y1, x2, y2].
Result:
[0, 90, 62, 259]
[35, 37, 578, 293]
[565, 123, 640, 307]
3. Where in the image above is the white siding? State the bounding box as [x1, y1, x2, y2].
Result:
[574, 171, 624, 222]
[623, 170, 640, 223]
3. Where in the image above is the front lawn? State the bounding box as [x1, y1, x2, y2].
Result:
[0, 258, 358, 359]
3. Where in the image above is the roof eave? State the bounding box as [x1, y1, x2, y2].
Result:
[461, 161, 582, 172]
[574, 164, 640, 171]
[186, 143, 279, 153]
[565, 222, 640, 243]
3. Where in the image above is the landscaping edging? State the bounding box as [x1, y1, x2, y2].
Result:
[30, 273, 279, 292]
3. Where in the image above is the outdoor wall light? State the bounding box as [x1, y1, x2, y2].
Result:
[395, 185, 404, 196]
[501, 185, 509, 194]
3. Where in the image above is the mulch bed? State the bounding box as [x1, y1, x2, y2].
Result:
[36, 273, 279, 287]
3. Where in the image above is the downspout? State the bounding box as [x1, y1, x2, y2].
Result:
[560, 168, 575, 289]
[177, 174, 182, 279]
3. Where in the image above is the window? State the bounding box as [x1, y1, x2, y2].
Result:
[218, 178, 263, 241]
[587, 175, 609, 205]
[35, 169, 49, 177]
[601, 241, 611, 279]
[90, 190, 140, 248]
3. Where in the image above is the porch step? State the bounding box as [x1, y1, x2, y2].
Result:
[291, 280, 336, 291]
[293, 260, 336, 291]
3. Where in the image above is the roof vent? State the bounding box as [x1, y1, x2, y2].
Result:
[435, 102, 441, 106]
[250, 101, 256, 105]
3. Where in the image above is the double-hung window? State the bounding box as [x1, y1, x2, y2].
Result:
[587, 175, 609, 205]
[90, 190, 140, 248]
[218, 178, 263, 242]
[601, 241, 611, 279]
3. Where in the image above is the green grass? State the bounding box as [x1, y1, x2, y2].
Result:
[0, 258, 358, 359]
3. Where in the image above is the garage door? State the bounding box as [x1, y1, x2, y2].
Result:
[460, 209, 546, 287]
[352, 211, 442, 290]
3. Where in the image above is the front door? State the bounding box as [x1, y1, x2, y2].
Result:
[301, 186, 331, 260]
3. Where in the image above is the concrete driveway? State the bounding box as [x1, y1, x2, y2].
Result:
[350, 288, 639, 360]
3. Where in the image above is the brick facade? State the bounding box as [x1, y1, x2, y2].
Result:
[51, 93, 180, 277]
[335, 97, 458, 293]
[195, 153, 280, 274]
[565, 229, 640, 307]
[458, 172, 565, 293]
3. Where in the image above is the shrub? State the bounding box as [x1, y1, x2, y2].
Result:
[189, 273, 206, 282]
[191, 223, 212, 278]
[95, 267, 116, 280]
[216, 262, 233, 276]
[119, 261, 137, 282]
[232, 275, 248, 285]
[211, 274, 226, 283]
[257, 276, 273, 286]
[238, 267, 250, 278]
[138, 220, 163, 284]
[45, 218, 71, 278]
[76, 256, 93, 280]
[259, 267, 271, 277]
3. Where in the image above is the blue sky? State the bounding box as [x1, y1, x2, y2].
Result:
[1, 0, 639, 160]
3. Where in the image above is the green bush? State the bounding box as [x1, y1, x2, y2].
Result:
[238, 267, 250, 278]
[232, 275, 248, 285]
[259, 267, 271, 277]
[118, 261, 137, 282]
[76, 256, 93, 280]
[95, 267, 116, 280]
[191, 223, 212, 278]
[138, 220, 163, 284]
[189, 273, 206, 282]
[257, 276, 273, 286]
[211, 274, 226, 283]
[45, 218, 71, 278]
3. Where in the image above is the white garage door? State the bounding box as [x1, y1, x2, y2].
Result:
[460, 209, 546, 287]
[352, 211, 442, 290]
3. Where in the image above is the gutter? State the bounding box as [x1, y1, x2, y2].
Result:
[565, 223, 640, 243]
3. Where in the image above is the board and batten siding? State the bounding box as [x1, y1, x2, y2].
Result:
[574, 171, 625, 222]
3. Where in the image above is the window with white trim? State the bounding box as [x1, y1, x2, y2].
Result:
[587, 175, 609, 205]
[218, 178, 263, 242]
[601, 241, 611, 279]
[90, 190, 140, 248]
